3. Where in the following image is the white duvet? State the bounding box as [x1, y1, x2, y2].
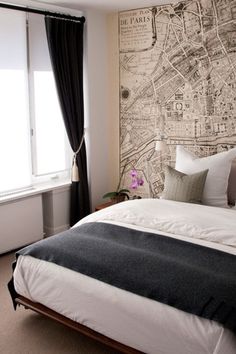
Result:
[14, 199, 236, 354]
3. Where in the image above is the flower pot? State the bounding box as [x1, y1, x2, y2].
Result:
[111, 195, 126, 203]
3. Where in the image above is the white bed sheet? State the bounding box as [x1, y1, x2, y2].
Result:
[14, 199, 236, 354]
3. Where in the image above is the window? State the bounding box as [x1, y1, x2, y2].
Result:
[0, 9, 71, 196]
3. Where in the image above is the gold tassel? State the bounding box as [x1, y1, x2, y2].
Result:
[71, 155, 79, 182]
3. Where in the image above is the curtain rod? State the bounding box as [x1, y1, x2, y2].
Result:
[0, 2, 85, 22]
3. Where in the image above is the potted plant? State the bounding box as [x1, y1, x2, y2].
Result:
[103, 166, 144, 203]
[103, 189, 130, 203]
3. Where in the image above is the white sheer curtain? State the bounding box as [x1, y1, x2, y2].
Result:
[0, 11, 71, 195]
[0, 9, 31, 194]
[28, 14, 70, 176]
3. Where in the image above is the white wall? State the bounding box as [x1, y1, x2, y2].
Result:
[0, 195, 44, 254]
[107, 13, 120, 203]
[42, 186, 70, 236]
[84, 10, 119, 210]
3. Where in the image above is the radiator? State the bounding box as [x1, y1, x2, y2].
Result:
[0, 194, 44, 254]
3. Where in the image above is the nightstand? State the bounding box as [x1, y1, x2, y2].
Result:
[95, 201, 115, 211]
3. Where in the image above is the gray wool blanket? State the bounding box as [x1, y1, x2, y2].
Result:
[9, 222, 236, 333]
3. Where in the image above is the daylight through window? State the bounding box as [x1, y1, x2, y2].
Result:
[0, 9, 71, 196]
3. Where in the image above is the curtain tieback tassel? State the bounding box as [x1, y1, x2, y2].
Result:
[71, 155, 79, 182]
[71, 131, 85, 182]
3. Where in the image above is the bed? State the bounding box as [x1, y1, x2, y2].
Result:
[9, 198, 236, 354]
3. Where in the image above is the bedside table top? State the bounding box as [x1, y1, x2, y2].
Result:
[95, 201, 115, 211]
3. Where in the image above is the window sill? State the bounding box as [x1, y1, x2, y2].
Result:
[0, 179, 71, 204]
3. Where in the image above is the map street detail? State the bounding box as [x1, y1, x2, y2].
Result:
[119, 0, 236, 198]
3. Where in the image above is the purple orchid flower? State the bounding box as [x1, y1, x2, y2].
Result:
[130, 168, 144, 190]
[130, 169, 138, 177]
[131, 179, 138, 189]
[137, 178, 144, 186]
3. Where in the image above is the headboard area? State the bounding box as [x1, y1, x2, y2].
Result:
[119, 0, 236, 200]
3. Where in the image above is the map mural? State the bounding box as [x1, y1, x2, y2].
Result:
[119, 0, 236, 198]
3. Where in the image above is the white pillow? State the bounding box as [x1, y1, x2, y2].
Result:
[175, 146, 236, 207]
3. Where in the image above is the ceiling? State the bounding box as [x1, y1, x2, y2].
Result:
[34, 0, 175, 12]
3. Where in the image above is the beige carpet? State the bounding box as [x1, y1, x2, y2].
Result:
[0, 252, 120, 354]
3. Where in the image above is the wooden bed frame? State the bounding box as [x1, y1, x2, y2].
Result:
[16, 296, 143, 354]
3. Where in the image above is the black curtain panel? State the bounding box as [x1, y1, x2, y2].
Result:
[45, 16, 90, 226]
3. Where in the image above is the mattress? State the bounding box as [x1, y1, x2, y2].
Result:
[13, 199, 236, 354]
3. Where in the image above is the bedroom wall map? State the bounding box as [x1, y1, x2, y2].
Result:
[119, 0, 236, 198]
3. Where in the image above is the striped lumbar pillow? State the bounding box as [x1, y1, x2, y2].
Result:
[162, 165, 208, 204]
